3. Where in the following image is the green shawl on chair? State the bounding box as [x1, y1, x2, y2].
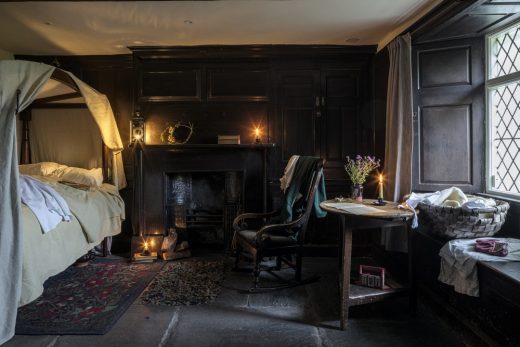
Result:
[280, 156, 327, 223]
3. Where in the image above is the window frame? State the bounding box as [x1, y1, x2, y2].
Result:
[485, 20, 520, 200]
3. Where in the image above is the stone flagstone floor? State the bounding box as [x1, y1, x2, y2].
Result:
[5, 256, 464, 347]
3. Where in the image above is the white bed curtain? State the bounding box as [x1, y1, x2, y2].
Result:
[0, 60, 127, 344]
[381, 33, 413, 253]
[30, 109, 103, 169]
[67, 73, 126, 189]
[0, 61, 55, 345]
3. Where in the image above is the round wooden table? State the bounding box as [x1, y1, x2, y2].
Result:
[320, 198, 415, 330]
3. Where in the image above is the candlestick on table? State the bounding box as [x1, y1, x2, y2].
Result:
[378, 174, 384, 199]
[377, 174, 385, 205]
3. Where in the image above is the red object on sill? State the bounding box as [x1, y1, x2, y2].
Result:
[475, 239, 508, 257]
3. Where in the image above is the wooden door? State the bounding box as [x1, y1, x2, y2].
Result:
[276, 70, 320, 163]
[320, 68, 367, 180]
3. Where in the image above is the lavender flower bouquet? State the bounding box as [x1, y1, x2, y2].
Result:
[344, 155, 380, 185]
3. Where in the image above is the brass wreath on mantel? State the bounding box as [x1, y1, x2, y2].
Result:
[160, 122, 194, 145]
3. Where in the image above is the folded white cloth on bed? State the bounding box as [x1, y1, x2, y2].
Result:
[19, 175, 72, 233]
[438, 238, 520, 297]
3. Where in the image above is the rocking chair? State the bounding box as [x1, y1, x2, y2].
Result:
[232, 157, 326, 292]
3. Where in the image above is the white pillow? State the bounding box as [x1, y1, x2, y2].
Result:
[19, 162, 103, 187]
[19, 162, 66, 176]
[56, 167, 104, 187]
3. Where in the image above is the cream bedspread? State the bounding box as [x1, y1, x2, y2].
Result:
[19, 176, 125, 306]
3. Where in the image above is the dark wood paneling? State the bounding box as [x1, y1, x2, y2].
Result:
[140, 67, 202, 102]
[131, 45, 377, 60]
[411, 0, 520, 44]
[419, 104, 472, 185]
[419, 46, 471, 88]
[207, 67, 269, 102]
[277, 70, 320, 162]
[433, 13, 512, 39]
[321, 68, 370, 180]
[142, 103, 269, 145]
[412, 38, 484, 193]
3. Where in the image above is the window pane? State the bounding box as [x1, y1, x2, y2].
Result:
[490, 23, 520, 78]
[490, 81, 520, 196]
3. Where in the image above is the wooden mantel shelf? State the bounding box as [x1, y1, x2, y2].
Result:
[142, 143, 276, 150]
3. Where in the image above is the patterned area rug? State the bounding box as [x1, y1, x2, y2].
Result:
[16, 258, 163, 335]
[140, 257, 226, 306]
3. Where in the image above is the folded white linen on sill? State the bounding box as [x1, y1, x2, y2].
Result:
[19, 175, 72, 233]
[438, 238, 520, 297]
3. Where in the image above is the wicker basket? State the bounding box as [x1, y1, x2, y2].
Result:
[417, 198, 510, 239]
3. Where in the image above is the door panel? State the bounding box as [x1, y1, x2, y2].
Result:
[419, 104, 472, 185]
[277, 71, 320, 162]
[321, 69, 366, 179]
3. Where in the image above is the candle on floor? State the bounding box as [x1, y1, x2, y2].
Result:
[142, 240, 150, 256]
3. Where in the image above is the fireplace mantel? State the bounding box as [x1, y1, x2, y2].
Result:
[142, 143, 275, 150]
[132, 142, 275, 242]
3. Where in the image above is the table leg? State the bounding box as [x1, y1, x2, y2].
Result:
[407, 221, 416, 317]
[340, 216, 353, 330]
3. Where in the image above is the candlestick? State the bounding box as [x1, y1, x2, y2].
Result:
[378, 174, 384, 199]
[141, 240, 151, 256]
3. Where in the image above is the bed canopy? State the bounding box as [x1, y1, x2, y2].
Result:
[0, 60, 126, 344]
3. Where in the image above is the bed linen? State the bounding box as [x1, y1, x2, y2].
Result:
[19, 176, 125, 306]
[19, 175, 72, 233]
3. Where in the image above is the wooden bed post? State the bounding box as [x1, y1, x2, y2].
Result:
[101, 144, 110, 183]
[20, 109, 32, 165]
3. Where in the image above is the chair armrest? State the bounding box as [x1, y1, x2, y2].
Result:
[232, 210, 281, 231]
[256, 215, 304, 241]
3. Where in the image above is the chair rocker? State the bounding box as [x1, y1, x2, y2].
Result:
[232, 157, 325, 292]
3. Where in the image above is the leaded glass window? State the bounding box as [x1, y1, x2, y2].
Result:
[487, 22, 520, 198]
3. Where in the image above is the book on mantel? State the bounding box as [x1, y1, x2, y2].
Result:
[132, 252, 158, 263]
[218, 135, 240, 144]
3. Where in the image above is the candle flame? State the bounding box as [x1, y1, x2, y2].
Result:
[143, 241, 149, 250]
[255, 127, 260, 137]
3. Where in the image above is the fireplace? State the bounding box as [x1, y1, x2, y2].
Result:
[131, 143, 273, 254]
[165, 171, 243, 248]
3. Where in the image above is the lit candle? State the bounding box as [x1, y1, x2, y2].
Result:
[378, 174, 384, 200]
[141, 239, 151, 256]
[254, 127, 261, 143]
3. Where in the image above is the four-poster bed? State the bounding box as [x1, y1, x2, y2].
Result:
[20, 68, 115, 255]
[0, 60, 126, 344]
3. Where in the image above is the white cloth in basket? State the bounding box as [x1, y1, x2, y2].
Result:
[439, 238, 520, 297]
[401, 187, 496, 228]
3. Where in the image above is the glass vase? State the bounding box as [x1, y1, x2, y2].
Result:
[351, 183, 363, 202]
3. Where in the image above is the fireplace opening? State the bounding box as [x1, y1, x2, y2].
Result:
[165, 171, 243, 249]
